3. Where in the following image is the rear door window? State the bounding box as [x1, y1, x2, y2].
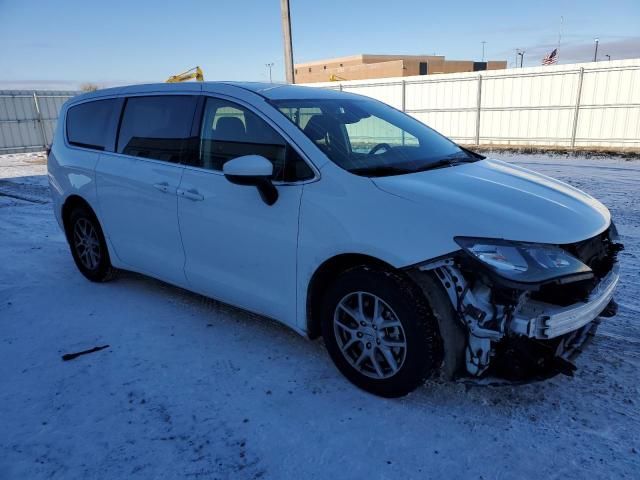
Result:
[117, 95, 198, 163]
[66, 99, 119, 151]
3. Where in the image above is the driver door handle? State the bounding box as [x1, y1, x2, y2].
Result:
[177, 188, 204, 202]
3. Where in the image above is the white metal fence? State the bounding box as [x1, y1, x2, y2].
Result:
[304, 59, 640, 149]
[2, 61, 639, 154]
[0, 90, 78, 154]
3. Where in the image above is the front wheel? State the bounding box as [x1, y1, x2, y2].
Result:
[321, 267, 441, 397]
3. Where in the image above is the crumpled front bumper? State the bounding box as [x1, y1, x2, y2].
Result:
[510, 265, 620, 340]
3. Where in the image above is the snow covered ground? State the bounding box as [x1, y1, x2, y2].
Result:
[1, 151, 638, 479]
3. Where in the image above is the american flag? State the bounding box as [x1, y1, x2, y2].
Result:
[542, 48, 558, 65]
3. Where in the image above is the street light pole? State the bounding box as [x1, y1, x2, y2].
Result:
[280, 0, 295, 84]
[593, 38, 599, 62]
[605, 54, 611, 61]
[518, 50, 525, 68]
[265, 63, 274, 83]
[481, 41, 486, 62]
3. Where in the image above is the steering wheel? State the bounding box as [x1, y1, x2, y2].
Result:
[368, 143, 392, 155]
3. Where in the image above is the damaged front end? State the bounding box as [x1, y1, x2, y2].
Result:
[412, 226, 623, 382]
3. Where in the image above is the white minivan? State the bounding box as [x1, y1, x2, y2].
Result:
[48, 82, 621, 397]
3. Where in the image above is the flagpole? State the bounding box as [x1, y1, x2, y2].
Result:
[557, 16, 563, 62]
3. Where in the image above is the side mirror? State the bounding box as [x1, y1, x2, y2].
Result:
[223, 155, 278, 206]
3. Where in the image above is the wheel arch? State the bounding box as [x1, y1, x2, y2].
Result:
[306, 253, 400, 339]
[61, 195, 98, 242]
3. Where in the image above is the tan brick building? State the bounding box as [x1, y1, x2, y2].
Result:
[294, 54, 507, 83]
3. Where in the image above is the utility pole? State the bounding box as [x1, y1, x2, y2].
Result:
[593, 38, 599, 62]
[280, 0, 295, 84]
[481, 41, 486, 62]
[515, 49, 520, 69]
[265, 63, 274, 83]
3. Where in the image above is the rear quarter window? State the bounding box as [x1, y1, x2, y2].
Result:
[66, 98, 119, 151]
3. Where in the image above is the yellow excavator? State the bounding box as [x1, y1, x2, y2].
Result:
[166, 66, 205, 83]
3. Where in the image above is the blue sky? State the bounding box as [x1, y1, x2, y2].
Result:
[1, 0, 638, 89]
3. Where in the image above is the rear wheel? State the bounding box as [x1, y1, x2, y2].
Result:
[67, 206, 115, 282]
[321, 266, 441, 397]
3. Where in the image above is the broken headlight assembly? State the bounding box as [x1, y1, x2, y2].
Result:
[414, 232, 620, 380]
[454, 237, 593, 288]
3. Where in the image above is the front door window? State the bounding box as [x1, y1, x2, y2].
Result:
[198, 97, 313, 182]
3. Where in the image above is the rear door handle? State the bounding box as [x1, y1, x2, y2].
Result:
[177, 188, 204, 201]
[153, 182, 170, 193]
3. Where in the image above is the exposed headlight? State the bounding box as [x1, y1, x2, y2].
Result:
[454, 237, 593, 285]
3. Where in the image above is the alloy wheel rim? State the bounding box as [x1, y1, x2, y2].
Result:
[73, 218, 101, 270]
[333, 291, 407, 379]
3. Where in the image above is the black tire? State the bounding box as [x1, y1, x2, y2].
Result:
[67, 206, 116, 282]
[321, 266, 441, 397]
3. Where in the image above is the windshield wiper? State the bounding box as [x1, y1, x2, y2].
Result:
[412, 159, 456, 172]
[441, 151, 479, 163]
[412, 152, 479, 172]
[459, 146, 486, 160]
[350, 150, 479, 177]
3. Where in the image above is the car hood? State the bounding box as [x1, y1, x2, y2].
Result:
[372, 159, 610, 245]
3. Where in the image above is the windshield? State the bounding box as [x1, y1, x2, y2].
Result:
[273, 97, 478, 177]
